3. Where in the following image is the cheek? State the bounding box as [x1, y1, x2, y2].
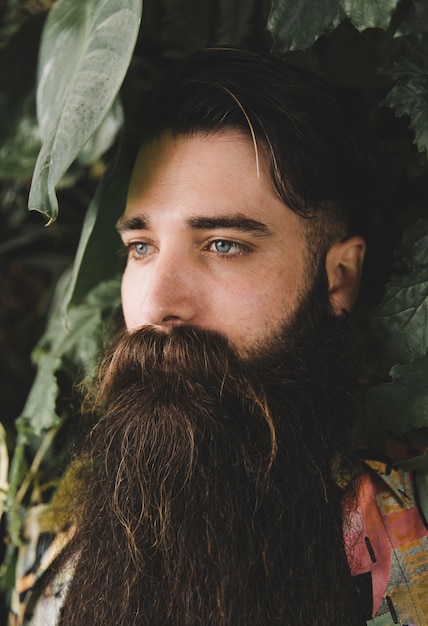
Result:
[121, 270, 139, 328]
[213, 275, 297, 339]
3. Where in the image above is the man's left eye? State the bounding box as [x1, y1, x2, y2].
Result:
[210, 240, 243, 254]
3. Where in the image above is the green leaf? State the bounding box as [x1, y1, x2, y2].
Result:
[343, 0, 399, 31]
[366, 356, 428, 434]
[16, 275, 121, 439]
[396, 0, 428, 37]
[268, 0, 398, 52]
[395, 217, 428, 269]
[28, 0, 142, 222]
[268, 0, 343, 52]
[384, 34, 428, 156]
[77, 96, 124, 167]
[370, 264, 428, 368]
[63, 153, 131, 308]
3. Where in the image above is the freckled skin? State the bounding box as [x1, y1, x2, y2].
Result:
[119, 130, 309, 352]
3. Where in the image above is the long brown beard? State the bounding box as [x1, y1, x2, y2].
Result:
[56, 292, 365, 625]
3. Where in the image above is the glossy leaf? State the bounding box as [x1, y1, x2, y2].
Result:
[395, 218, 428, 269]
[268, 0, 398, 51]
[370, 264, 428, 368]
[396, 0, 428, 37]
[63, 154, 131, 309]
[384, 34, 428, 156]
[366, 357, 428, 434]
[16, 276, 121, 439]
[28, 0, 142, 222]
[77, 97, 124, 167]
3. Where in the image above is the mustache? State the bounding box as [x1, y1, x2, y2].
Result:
[97, 324, 245, 391]
[89, 325, 279, 482]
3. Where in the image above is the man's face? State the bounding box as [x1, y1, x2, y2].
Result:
[63, 131, 364, 625]
[118, 130, 310, 353]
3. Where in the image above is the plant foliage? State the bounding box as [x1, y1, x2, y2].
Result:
[268, 0, 399, 51]
[28, 0, 142, 223]
[367, 219, 428, 441]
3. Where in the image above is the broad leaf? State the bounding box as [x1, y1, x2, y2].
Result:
[395, 217, 428, 268]
[28, 0, 142, 222]
[77, 97, 124, 167]
[370, 264, 428, 368]
[366, 357, 428, 434]
[63, 153, 131, 309]
[384, 34, 428, 156]
[397, 0, 428, 37]
[268, 0, 398, 52]
[343, 0, 398, 30]
[16, 276, 121, 439]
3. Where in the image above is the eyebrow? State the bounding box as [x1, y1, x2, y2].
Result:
[116, 212, 271, 237]
[116, 214, 148, 233]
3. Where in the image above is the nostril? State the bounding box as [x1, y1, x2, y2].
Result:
[161, 315, 183, 326]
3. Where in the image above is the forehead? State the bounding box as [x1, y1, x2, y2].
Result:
[127, 131, 264, 207]
[123, 131, 306, 246]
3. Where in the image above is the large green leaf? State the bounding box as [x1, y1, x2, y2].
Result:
[28, 0, 142, 222]
[395, 218, 428, 269]
[366, 356, 428, 434]
[77, 97, 124, 167]
[370, 264, 428, 368]
[63, 153, 131, 309]
[16, 275, 121, 439]
[370, 219, 428, 369]
[268, 0, 399, 51]
[384, 34, 428, 156]
[396, 0, 428, 37]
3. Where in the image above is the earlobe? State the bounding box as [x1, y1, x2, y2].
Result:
[326, 237, 366, 315]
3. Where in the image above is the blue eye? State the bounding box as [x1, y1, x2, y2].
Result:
[134, 242, 149, 255]
[214, 240, 235, 253]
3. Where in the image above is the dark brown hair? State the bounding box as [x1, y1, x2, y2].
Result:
[137, 47, 375, 260]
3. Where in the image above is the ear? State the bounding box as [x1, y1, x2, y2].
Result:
[325, 237, 366, 315]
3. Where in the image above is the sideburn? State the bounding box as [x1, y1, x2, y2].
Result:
[57, 297, 365, 625]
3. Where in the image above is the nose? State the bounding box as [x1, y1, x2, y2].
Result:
[126, 251, 199, 330]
